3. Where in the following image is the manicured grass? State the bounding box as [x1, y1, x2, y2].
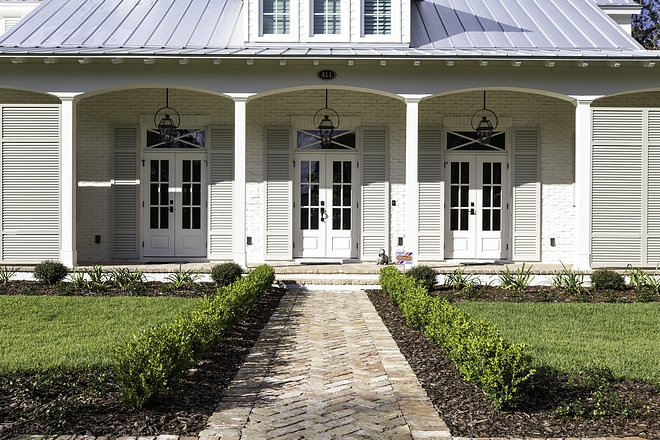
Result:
[0, 296, 201, 374]
[456, 302, 660, 381]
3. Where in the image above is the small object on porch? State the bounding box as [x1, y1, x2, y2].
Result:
[377, 249, 390, 265]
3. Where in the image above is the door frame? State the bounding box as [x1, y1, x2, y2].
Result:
[141, 149, 208, 259]
[443, 127, 511, 261]
[292, 150, 360, 261]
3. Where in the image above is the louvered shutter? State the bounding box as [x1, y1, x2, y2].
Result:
[647, 111, 660, 264]
[361, 128, 388, 260]
[264, 128, 292, 260]
[208, 126, 234, 259]
[112, 126, 140, 259]
[1, 105, 61, 262]
[417, 130, 443, 260]
[511, 128, 540, 261]
[591, 110, 644, 266]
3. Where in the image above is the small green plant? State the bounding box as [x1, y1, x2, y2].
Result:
[626, 264, 659, 302]
[590, 269, 625, 291]
[68, 269, 88, 289]
[85, 265, 108, 288]
[498, 263, 534, 291]
[109, 268, 146, 289]
[405, 265, 439, 291]
[0, 266, 17, 283]
[165, 264, 203, 289]
[445, 266, 479, 290]
[210, 262, 244, 286]
[552, 262, 584, 293]
[33, 260, 70, 285]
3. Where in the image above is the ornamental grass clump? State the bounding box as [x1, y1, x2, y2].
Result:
[380, 266, 535, 409]
[113, 264, 275, 408]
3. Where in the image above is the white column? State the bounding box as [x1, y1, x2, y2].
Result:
[400, 94, 429, 263]
[51, 92, 82, 268]
[571, 96, 601, 271]
[228, 93, 254, 268]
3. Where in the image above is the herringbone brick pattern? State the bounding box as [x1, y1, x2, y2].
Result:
[200, 290, 451, 439]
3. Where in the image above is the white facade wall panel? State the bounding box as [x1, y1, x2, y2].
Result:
[419, 91, 575, 264]
[244, 90, 405, 264]
[75, 89, 234, 263]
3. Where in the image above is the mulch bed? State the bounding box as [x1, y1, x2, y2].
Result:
[0, 281, 659, 439]
[367, 286, 660, 439]
[0, 282, 287, 439]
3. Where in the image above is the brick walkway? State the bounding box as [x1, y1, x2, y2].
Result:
[200, 289, 451, 439]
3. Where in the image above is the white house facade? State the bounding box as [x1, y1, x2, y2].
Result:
[0, 0, 658, 269]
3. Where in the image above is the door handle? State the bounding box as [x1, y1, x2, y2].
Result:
[470, 208, 476, 215]
[170, 206, 174, 213]
[320, 207, 327, 222]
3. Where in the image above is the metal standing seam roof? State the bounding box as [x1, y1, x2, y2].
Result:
[0, 0, 653, 58]
[594, 0, 639, 6]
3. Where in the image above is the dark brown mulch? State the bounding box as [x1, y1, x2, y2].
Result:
[0, 283, 287, 440]
[1, 281, 659, 439]
[366, 288, 660, 439]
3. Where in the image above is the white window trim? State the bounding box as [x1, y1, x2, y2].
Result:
[303, 0, 350, 42]
[359, 0, 401, 42]
[258, 0, 300, 41]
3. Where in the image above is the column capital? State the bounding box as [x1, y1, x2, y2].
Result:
[569, 95, 603, 106]
[47, 91, 84, 102]
[399, 94, 431, 104]
[227, 93, 256, 103]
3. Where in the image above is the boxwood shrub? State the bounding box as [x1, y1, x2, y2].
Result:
[590, 269, 625, 291]
[113, 264, 275, 408]
[380, 266, 535, 409]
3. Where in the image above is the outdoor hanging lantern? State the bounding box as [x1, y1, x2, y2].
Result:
[153, 89, 181, 144]
[471, 91, 498, 144]
[313, 89, 340, 148]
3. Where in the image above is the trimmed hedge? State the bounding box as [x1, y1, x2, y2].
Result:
[113, 264, 275, 408]
[380, 266, 535, 409]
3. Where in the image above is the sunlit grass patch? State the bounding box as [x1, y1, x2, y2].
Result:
[457, 302, 660, 381]
[0, 295, 201, 374]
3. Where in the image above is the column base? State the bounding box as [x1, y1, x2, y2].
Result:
[574, 253, 591, 271]
[60, 250, 78, 268]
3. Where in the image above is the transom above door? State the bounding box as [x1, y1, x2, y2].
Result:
[445, 154, 509, 260]
[143, 152, 206, 258]
[293, 153, 358, 260]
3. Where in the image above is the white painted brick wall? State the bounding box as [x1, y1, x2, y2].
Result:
[3, 87, 650, 266]
[419, 91, 575, 264]
[76, 89, 233, 263]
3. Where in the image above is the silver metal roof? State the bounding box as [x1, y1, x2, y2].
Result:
[594, 0, 639, 6]
[0, 0, 652, 58]
[412, 0, 643, 51]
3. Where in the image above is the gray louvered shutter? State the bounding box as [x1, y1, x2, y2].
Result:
[647, 111, 660, 264]
[591, 109, 643, 266]
[112, 126, 140, 259]
[208, 126, 234, 259]
[417, 129, 443, 261]
[265, 128, 292, 260]
[361, 128, 389, 260]
[511, 128, 541, 261]
[1, 105, 61, 262]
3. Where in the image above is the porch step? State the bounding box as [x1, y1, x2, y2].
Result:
[276, 273, 381, 290]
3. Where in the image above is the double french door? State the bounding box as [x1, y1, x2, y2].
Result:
[445, 154, 509, 260]
[293, 154, 358, 259]
[143, 152, 206, 257]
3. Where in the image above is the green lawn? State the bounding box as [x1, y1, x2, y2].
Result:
[0, 295, 201, 374]
[457, 302, 660, 381]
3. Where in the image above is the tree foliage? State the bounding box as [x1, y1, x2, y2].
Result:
[633, 0, 660, 49]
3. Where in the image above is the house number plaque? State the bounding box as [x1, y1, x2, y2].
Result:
[317, 70, 337, 80]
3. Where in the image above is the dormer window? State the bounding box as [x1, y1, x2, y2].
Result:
[314, 0, 341, 34]
[364, 0, 391, 35]
[263, 0, 291, 34]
